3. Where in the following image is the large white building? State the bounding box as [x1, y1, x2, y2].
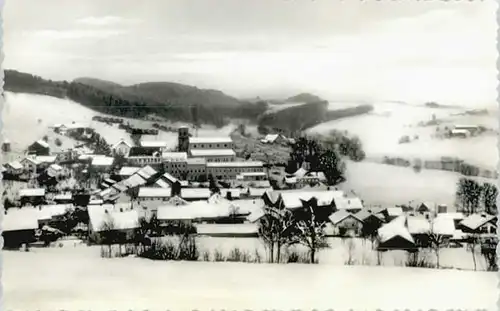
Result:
[188, 137, 233, 151]
[206, 161, 264, 180]
[189, 149, 236, 162]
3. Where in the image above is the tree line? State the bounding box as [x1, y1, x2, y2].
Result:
[455, 177, 497, 215]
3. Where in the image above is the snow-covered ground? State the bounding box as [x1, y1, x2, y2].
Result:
[340, 161, 494, 208]
[4, 244, 496, 310]
[308, 101, 498, 169]
[3, 92, 242, 154]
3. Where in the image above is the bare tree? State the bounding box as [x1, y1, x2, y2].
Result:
[289, 198, 329, 264]
[100, 216, 117, 257]
[258, 207, 295, 263]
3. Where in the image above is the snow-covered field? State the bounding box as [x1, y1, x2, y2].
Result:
[4, 242, 496, 310]
[308, 102, 498, 168]
[340, 161, 494, 208]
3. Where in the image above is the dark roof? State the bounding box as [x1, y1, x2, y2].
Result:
[128, 147, 161, 157]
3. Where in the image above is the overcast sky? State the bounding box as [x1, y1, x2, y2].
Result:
[4, 0, 497, 106]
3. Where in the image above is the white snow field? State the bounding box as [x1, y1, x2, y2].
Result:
[3, 240, 496, 311]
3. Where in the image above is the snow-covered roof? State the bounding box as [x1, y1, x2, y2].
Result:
[88, 204, 139, 232]
[232, 199, 265, 214]
[36, 155, 57, 163]
[451, 129, 470, 135]
[123, 174, 147, 188]
[157, 206, 196, 220]
[284, 176, 297, 184]
[406, 216, 431, 235]
[138, 187, 171, 198]
[35, 140, 50, 149]
[136, 165, 157, 180]
[111, 139, 132, 150]
[162, 172, 179, 184]
[329, 210, 357, 225]
[53, 193, 72, 200]
[431, 217, 456, 236]
[7, 161, 23, 170]
[118, 166, 140, 176]
[190, 149, 236, 157]
[280, 190, 344, 209]
[22, 157, 40, 165]
[89, 199, 104, 205]
[333, 197, 364, 211]
[3, 208, 40, 232]
[206, 161, 263, 168]
[165, 196, 189, 206]
[189, 137, 233, 144]
[354, 209, 384, 222]
[263, 134, 282, 142]
[162, 152, 188, 162]
[247, 208, 265, 223]
[180, 188, 211, 199]
[436, 212, 465, 220]
[460, 213, 496, 231]
[91, 156, 114, 166]
[155, 179, 171, 189]
[378, 215, 414, 244]
[140, 141, 167, 148]
[386, 207, 404, 217]
[302, 171, 327, 181]
[19, 188, 45, 197]
[187, 158, 206, 165]
[38, 204, 73, 220]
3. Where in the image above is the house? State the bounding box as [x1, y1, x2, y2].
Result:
[136, 165, 158, 182]
[137, 187, 172, 201]
[37, 204, 74, 227]
[5, 161, 23, 175]
[260, 133, 287, 144]
[434, 212, 464, 230]
[20, 157, 40, 175]
[333, 196, 364, 214]
[2, 208, 39, 248]
[219, 188, 241, 200]
[378, 207, 404, 222]
[377, 216, 417, 251]
[111, 139, 132, 157]
[35, 155, 58, 167]
[47, 163, 64, 177]
[53, 192, 73, 204]
[328, 210, 364, 236]
[19, 188, 46, 206]
[189, 149, 236, 163]
[91, 156, 114, 171]
[297, 171, 328, 186]
[458, 213, 497, 234]
[87, 204, 140, 243]
[180, 188, 212, 201]
[127, 147, 163, 167]
[188, 137, 233, 151]
[27, 140, 50, 155]
[454, 125, 480, 135]
[354, 209, 385, 233]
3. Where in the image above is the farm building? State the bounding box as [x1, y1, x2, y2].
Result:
[47, 163, 64, 177]
[377, 216, 417, 251]
[2, 208, 39, 248]
[37, 204, 74, 227]
[87, 204, 140, 243]
[458, 213, 497, 234]
[27, 140, 50, 156]
[111, 139, 132, 157]
[328, 210, 363, 237]
[5, 161, 23, 175]
[20, 157, 39, 175]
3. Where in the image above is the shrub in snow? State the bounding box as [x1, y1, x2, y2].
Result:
[213, 249, 226, 262]
[405, 250, 435, 269]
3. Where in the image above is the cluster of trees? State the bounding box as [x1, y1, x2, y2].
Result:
[455, 177, 498, 215]
[321, 130, 366, 162]
[285, 136, 365, 185]
[258, 198, 329, 264]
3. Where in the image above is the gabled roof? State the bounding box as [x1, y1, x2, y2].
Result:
[7, 161, 23, 170]
[118, 166, 140, 176]
[136, 165, 157, 180]
[35, 155, 57, 163]
[378, 215, 414, 244]
[329, 210, 361, 225]
[88, 204, 139, 232]
[333, 197, 364, 211]
[21, 157, 40, 165]
[293, 168, 308, 178]
[279, 190, 344, 209]
[460, 213, 496, 231]
[91, 156, 114, 166]
[406, 216, 431, 235]
[162, 172, 179, 184]
[34, 140, 50, 149]
[354, 209, 384, 222]
[111, 139, 132, 150]
[431, 217, 456, 236]
[3, 208, 40, 231]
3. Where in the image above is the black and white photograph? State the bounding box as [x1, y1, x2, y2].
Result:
[1, 0, 498, 310]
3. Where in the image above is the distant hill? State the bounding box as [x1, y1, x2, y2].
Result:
[4, 70, 268, 127]
[286, 93, 325, 103]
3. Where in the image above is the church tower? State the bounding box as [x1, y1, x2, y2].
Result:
[178, 126, 189, 152]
